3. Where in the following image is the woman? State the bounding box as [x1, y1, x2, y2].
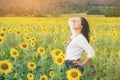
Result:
[65, 17, 95, 79]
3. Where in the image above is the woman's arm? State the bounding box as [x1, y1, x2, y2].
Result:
[73, 35, 95, 66]
[68, 18, 77, 35]
[73, 57, 92, 66]
[81, 57, 92, 66]
[69, 17, 78, 22]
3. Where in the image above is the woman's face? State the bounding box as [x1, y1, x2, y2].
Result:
[73, 17, 82, 30]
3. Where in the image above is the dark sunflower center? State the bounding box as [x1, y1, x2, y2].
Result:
[3, 29, 6, 31]
[30, 64, 34, 67]
[71, 71, 78, 78]
[0, 39, 2, 42]
[43, 29, 46, 31]
[55, 51, 60, 56]
[41, 78, 45, 80]
[29, 74, 32, 77]
[40, 49, 43, 52]
[0, 33, 4, 37]
[17, 31, 20, 34]
[22, 44, 27, 48]
[51, 72, 53, 75]
[13, 51, 17, 55]
[57, 58, 62, 62]
[65, 41, 67, 44]
[26, 37, 29, 39]
[93, 37, 96, 40]
[1, 63, 8, 70]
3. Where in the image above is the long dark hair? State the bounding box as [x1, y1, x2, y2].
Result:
[80, 17, 90, 43]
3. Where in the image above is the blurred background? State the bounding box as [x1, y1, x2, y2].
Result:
[0, 0, 120, 17]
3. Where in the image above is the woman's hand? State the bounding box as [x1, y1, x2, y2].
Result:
[69, 17, 78, 22]
[72, 60, 85, 67]
[73, 57, 92, 67]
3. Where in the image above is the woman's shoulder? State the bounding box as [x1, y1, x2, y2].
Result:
[77, 34, 88, 43]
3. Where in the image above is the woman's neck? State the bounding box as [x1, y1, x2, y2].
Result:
[74, 29, 81, 36]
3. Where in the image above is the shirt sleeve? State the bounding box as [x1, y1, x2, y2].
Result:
[68, 20, 76, 35]
[78, 35, 95, 58]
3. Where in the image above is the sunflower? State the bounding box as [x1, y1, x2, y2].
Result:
[39, 74, 48, 80]
[30, 37, 36, 42]
[10, 48, 19, 58]
[30, 41, 35, 47]
[63, 40, 67, 46]
[32, 26, 36, 30]
[58, 53, 66, 59]
[60, 34, 65, 39]
[8, 29, 13, 34]
[24, 36, 30, 41]
[62, 28, 67, 33]
[112, 32, 117, 38]
[50, 50, 54, 57]
[49, 71, 54, 77]
[24, 29, 29, 35]
[0, 51, 5, 56]
[0, 27, 6, 32]
[52, 31, 57, 34]
[27, 72, 34, 80]
[42, 27, 48, 33]
[16, 30, 21, 35]
[37, 47, 45, 57]
[15, 30, 21, 38]
[53, 37, 57, 42]
[19, 42, 29, 50]
[0, 32, 5, 38]
[67, 36, 71, 40]
[90, 35, 98, 42]
[66, 68, 82, 80]
[27, 62, 36, 70]
[0, 37, 4, 44]
[0, 60, 13, 74]
[54, 56, 64, 66]
[50, 49, 63, 58]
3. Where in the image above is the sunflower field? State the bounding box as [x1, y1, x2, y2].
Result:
[0, 16, 120, 80]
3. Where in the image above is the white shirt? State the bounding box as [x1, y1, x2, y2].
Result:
[65, 21, 95, 60]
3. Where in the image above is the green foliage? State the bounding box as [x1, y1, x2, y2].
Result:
[104, 7, 120, 17]
[87, 6, 106, 15]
